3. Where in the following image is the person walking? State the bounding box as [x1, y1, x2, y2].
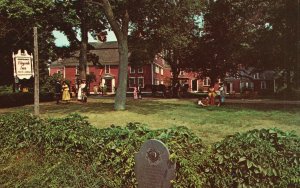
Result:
[62, 81, 71, 103]
[55, 80, 62, 104]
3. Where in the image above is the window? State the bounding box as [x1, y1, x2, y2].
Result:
[261, 81, 267, 89]
[154, 79, 159, 85]
[75, 66, 79, 75]
[155, 65, 159, 73]
[137, 77, 144, 87]
[128, 77, 136, 88]
[254, 73, 259, 79]
[160, 68, 164, 75]
[245, 82, 249, 88]
[130, 66, 135, 73]
[138, 67, 143, 73]
[86, 66, 89, 74]
[105, 65, 110, 74]
[203, 77, 211, 86]
[160, 80, 164, 85]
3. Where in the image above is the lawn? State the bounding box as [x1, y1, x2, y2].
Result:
[1, 97, 299, 145]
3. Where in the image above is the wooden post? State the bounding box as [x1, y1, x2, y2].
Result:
[33, 27, 39, 116]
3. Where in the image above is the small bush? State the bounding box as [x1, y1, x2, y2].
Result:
[203, 129, 300, 187]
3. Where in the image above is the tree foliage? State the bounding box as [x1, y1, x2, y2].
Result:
[198, 0, 300, 86]
[0, 0, 57, 86]
[129, 0, 204, 89]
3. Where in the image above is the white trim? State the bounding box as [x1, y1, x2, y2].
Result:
[138, 67, 143, 73]
[75, 66, 79, 75]
[151, 64, 154, 85]
[112, 79, 115, 93]
[130, 66, 135, 73]
[63, 67, 66, 79]
[154, 65, 160, 73]
[86, 66, 89, 74]
[261, 81, 267, 89]
[203, 77, 210, 86]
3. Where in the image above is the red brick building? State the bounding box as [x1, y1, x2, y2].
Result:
[49, 42, 171, 94]
[50, 41, 276, 96]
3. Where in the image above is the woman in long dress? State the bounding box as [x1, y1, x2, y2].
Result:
[62, 81, 70, 102]
[77, 80, 82, 101]
[133, 86, 138, 99]
[208, 84, 216, 105]
[78, 80, 87, 101]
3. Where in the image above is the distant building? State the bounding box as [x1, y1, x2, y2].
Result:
[50, 41, 277, 96]
[49, 42, 171, 94]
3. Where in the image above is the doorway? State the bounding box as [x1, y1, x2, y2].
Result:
[105, 79, 112, 92]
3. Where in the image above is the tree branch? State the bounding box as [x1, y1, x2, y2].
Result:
[99, 0, 123, 41]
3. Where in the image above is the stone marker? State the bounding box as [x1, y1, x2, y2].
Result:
[135, 139, 176, 188]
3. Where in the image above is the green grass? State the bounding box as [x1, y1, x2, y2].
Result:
[1, 97, 299, 144]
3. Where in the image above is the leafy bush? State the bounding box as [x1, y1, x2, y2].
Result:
[0, 112, 299, 187]
[0, 92, 54, 108]
[203, 129, 300, 187]
[0, 112, 206, 187]
[0, 85, 13, 94]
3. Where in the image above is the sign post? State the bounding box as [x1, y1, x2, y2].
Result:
[33, 27, 39, 116]
[12, 27, 39, 115]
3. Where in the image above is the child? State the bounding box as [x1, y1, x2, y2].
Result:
[198, 97, 209, 106]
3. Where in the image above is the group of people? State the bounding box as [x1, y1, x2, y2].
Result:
[55, 79, 88, 104]
[198, 83, 226, 107]
[55, 80, 71, 104]
[133, 84, 142, 99]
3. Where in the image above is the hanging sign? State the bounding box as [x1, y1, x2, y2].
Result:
[12, 50, 34, 79]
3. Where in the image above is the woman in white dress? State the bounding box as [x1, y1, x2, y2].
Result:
[77, 80, 86, 101]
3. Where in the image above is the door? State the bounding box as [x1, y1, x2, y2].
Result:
[105, 79, 112, 92]
[192, 79, 197, 91]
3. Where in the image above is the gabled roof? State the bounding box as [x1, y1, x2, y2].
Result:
[51, 41, 119, 67]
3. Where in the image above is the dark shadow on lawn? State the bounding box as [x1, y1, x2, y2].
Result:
[36, 99, 186, 115]
[2, 98, 299, 116]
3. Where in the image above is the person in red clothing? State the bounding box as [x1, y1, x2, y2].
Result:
[208, 84, 217, 105]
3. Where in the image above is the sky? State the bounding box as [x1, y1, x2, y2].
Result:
[53, 30, 117, 47]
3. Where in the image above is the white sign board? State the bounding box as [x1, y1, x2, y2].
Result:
[13, 50, 34, 79]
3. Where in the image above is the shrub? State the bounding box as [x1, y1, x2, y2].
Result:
[203, 129, 300, 187]
[0, 112, 206, 187]
[1, 112, 299, 187]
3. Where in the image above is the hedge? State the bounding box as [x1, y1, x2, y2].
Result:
[0, 112, 299, 187]
[0, 92, 54, 108]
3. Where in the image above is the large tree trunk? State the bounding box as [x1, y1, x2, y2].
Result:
[114, 39, 128, 110]
[170, 63, 180, 98]
[101, 0, 129, 110]
[79, 23, 88, 80]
